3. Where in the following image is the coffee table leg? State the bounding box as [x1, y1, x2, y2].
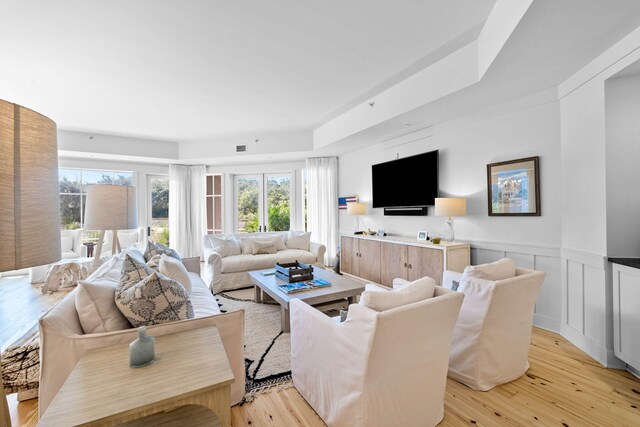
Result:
[254, 286, 263, 303]
[281, 305, 290, 333]
[347, 296, 356, 305]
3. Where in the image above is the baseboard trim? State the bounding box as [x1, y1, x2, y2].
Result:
[561, 324, 625, 368]
[533, 314, 561, 334]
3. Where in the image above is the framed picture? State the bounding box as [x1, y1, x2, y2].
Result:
[417, 231, 428, 241]
[338, 195, 358, 210]
[487, 156, 540, 216]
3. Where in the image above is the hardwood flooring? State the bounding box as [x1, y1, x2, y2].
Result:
[6, 327, 640, 426]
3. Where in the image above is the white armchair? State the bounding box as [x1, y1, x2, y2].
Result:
[27, 229, 87, 283]
[290, 285, 464, 427]
[100, 227, 146, 257]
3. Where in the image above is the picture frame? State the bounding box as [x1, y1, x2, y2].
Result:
[417, 231, 428, 241]
[487, 156, 540, 216]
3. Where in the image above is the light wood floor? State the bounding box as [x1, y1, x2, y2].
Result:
[7, 327, 640, 426]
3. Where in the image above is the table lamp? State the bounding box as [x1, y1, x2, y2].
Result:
[84, 184, 138, 271]
[435, 198, 466, 242]
[346, 202, 366, 234]
[0, 99, 61, 426]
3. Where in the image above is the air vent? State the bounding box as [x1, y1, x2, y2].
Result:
[236, 145, 247, 153]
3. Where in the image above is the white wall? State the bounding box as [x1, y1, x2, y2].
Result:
[338, 92, 563, 332]
[338, 97, 561, 247]
[605, 76, 640, 257]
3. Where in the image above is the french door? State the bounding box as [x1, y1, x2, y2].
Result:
[235, 173, 293, 233]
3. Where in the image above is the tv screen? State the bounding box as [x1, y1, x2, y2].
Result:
[372, 150, 439, 208]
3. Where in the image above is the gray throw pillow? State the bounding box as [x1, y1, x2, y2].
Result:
[144, 241, 181, 262]
[116, 255, 194, 327]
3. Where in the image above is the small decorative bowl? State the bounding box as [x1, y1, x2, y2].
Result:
[431, 237, 441, 244]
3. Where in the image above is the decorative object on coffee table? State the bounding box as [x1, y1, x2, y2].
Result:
[275, 261, 313, 283]
[130, 326, 155, 368]
[84, 184, 138, 271]
[435, 198, 467, 242]
[487, 156, 540, 216]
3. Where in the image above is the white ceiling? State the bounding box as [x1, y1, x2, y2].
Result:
[0, 0, 495, 142]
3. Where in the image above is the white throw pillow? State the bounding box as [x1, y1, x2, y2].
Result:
[159, 253, 192, 293]
[360, 276, 436, 312]
[207, 234, 242, 257]
[240, 235, 286, 254]
[75, 279, 132, 334]
[118, 230, 139, 249]
[286, 230, 311, 251]
[252, 240, 277, 255]
[60, 236, 74, 252]
[460, 258, 516, 283]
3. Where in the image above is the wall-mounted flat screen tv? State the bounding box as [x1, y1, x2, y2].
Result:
[372, 150, 439, 208]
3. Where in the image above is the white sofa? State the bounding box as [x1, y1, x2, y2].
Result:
[38, 251, 245, 417]
[203, 232, 326, 293]
[291, 279, 464, 427]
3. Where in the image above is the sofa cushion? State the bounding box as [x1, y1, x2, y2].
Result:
[222, 254, 277, 273]
[240, 235, 286, 254]
[460, 258, 516, 283]
[252, 240, 277, 255]
[206, 234, 242, 257]
[286, 230, 311, 251]
[275, 249, 317, 265]
[360, 276, 436, 312]
[61, 236, 74, 252]
[144, 241, 181, 262]
[75, 280, 132, 333]
[115, 271, 194, 327]
[188, 272, 221, 317]
[159, 253, 192, 293]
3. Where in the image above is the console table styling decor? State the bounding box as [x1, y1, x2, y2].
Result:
[249, 267, 365, 332]
[38, 326, 234, 427]
[340, 235, 470, 286]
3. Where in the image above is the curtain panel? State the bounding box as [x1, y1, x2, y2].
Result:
[169, 164, 206, 259]
[306, 157, 338, 266]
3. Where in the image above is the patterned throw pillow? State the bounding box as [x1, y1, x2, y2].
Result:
[116, 255, 193, 327]
[451, 280, 460, 291]
[144, 241, 181, 262]
[339, 309, 348, 323]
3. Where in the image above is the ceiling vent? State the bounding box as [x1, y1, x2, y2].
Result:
[236, 145, 247, 153]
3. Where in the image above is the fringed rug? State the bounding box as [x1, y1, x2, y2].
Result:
[215, 288, 294, 402]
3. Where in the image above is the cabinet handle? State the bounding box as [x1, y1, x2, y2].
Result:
[408, 264, 412, 269]
[403, 262, 407, 268]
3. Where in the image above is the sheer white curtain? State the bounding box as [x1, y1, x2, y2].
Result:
[169, 164, 206, 258]
[306, 157, 338, 266]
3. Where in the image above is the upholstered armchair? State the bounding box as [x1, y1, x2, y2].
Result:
[290, 281, 464, 427]
[395, 261, 545, 391]
[100, 227, 146, 257]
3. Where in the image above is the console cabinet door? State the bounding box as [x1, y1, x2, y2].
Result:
[381, 242, 408, 286]
[358, 239, 381, 283]
[341, 236, 358, 276]
[407, 246, 444, 285]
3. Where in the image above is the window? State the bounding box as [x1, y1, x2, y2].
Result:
[206, 175, 223, 234]
[148, 175, 169, 245]
[59, 168, 134, 232]
[234, 173, 293, 233]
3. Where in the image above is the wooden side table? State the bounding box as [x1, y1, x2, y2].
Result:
[38, 326, 234, 427]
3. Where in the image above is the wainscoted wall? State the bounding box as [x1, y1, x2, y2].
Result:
[561, 249, 624, 368]
[468, 240, 561, 334]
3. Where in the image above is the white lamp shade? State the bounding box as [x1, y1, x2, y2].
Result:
[0, 99, 61, 272]
[346, 202, 366, 216]
[435, 198, 467, 217]
[84, 185, 138, 230]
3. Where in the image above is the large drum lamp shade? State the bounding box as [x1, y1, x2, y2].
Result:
[0, 99, 61, 272]
[84, 185, 138, 231]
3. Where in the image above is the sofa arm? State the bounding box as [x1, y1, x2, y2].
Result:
[443, 270, 463, 290]
[309, 241, 326, 266]
[39, 310, 245, 416]
[182, 257, 201, 274]
[203, 248, 223, 292]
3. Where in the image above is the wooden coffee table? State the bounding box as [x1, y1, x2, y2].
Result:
[38, 326, 234, 427]
[248, 267, 365, 332]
